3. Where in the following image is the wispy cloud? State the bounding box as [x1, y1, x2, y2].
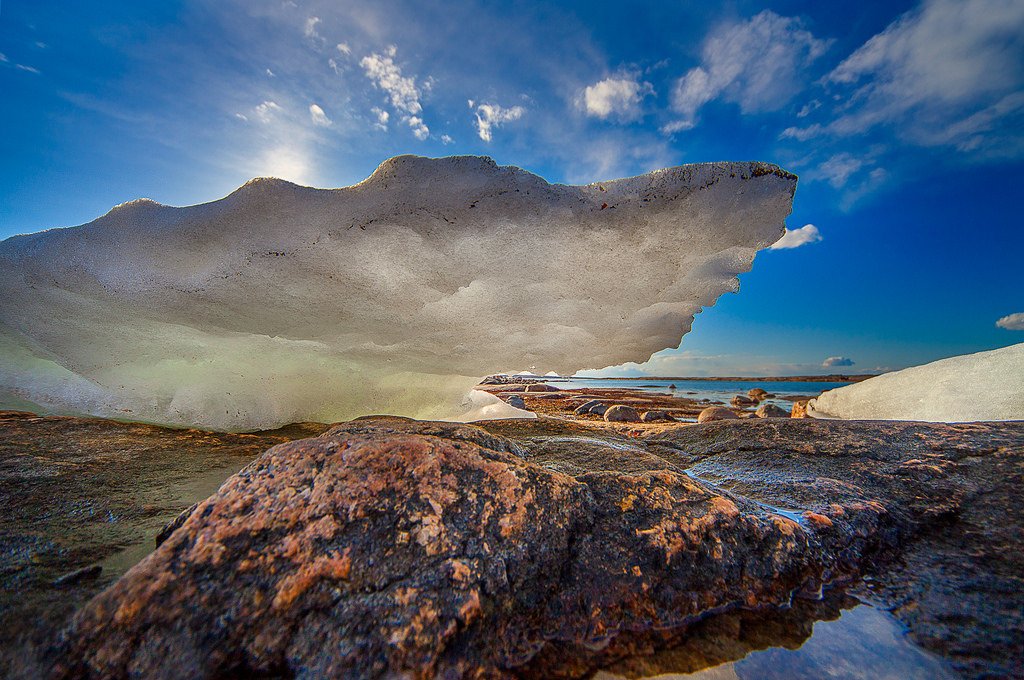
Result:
[788, 0, 1024, 159]
[666, 11, 831, 131]
[580, 75, 653, 121]
[360, 46, 429, 140]
[769, 224, 822, 249]
[996, 312, 1024, 331]
[470, 101, 524, 142]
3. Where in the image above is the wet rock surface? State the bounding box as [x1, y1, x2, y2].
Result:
[4, 414, 1016, 679]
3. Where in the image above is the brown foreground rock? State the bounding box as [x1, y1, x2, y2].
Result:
[19, 416, 1022, 679]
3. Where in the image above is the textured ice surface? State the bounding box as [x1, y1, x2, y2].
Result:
[0, 155, 796, 430]
[809, 343, 1024, 422]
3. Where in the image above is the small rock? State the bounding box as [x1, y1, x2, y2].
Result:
[731, 395, 758, 408]
[507, 396, 526, 410]
[604, 405, 640, 422]
[748, 388, 769, 401]
[791, 400, 810, 418]
[641, 410, 675, 423]
[755, 403, 789, 418]
[53, 565, 102, 587]
[574, 400, 601, 415]
[668, 384, 677, 389]
[524, 384, 560, 393]
[698, 406, 740, 423]
[589, 403, 609, 416]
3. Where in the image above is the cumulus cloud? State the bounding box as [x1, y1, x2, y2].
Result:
[823, 356, 855, 367]
[360, 46, 430, 140]
[996, 313, 1024, 331]
[471, 101, 525, 142]
[441, 134, 454, 144]
[789, 0, 1024, 158]
[370, 106, 389, 131]
[666, 11, 830, 130]
[581, 75, 653, 121]
[769, 224, 822, 249]
[309, 103, 332, 127]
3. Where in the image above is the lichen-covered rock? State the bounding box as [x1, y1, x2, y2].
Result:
[698, 406, 739, 423]
[791, 399, 810, 418]
[604, 405, 641, 422]
[45, 417, 893, 679]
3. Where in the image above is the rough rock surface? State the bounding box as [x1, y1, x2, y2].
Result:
[755, 403, 789, 418]
[791, 399, 810, 418]
[20, 416, 1020, 679]
[640, 410, 674, 423]
[603, 405, 640, 422]
[698, 406, 739, 423]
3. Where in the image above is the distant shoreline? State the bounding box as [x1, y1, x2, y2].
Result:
[546, 375, 877, 383]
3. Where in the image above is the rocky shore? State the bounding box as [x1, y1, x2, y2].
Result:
[1, 407, 1021, 678]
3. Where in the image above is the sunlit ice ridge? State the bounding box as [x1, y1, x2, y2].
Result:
[0, 155, 796, 431]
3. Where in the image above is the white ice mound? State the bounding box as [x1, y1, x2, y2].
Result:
[808, 343, 1024, 422]
[0, 155, 796, 430]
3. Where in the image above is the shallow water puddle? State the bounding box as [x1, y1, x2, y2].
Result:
[596, 601, 955, 680]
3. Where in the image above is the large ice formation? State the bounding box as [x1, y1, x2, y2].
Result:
[0, 155, 796, 430]
[808, 343, 1024, 422]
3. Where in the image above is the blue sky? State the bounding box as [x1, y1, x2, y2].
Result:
[2, 0, 1022, 376]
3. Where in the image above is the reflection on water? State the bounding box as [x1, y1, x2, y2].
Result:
[596, 600, 954, 680]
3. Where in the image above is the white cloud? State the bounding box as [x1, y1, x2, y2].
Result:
[581, 76, 653, 120]
[407, 116, 429, 140]
[996, 313, 1024, 331]
[797, 100, 822, 117]
[823, 356, 855, 367]
[769, 224, 823, 249]
[254, 100, 283, 123]
[336, 42, 351, 55]
[471, 102, 525, 142]
[780, 124, 824, 141]
[667, 11, 831, 130]
[360, 46, 430, 140]
[265, 68, 275, 77]
[304, 16, 321, 41]
[234, 113, 249, 122]
[793, 0, 1024, 158]
[370, 107, 389, 131]
[0, 52, 7, 62]
[441, 134, 454, 144]
[15, 63, 41, 74]
[309, 103, 332, 127]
